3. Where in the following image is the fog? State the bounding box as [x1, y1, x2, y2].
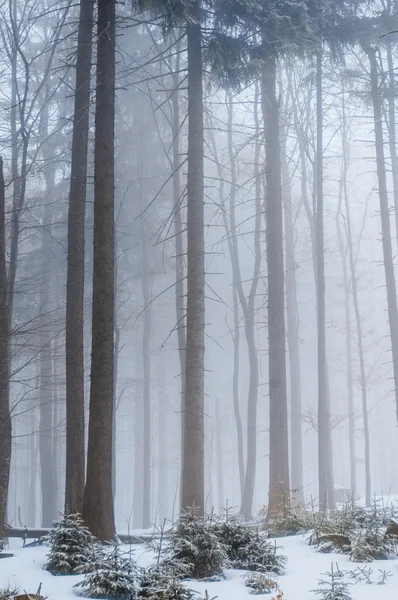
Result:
[1, 0, 398, 537]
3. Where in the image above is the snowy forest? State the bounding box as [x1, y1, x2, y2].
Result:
[3, 0, 398, 560]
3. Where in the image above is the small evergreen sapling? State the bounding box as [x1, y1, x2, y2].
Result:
[311, 565, 351, 600]
[168, 512, 227, 579]
[44, 513, 92, 575]
[140, 565, 198, 600]
[244, 572, 282, 596]
[76, 543, 140, 600]
[213, 515, 286, 574]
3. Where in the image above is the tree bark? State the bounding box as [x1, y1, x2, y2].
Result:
[365, 46, 398, 426]
[280, 116, 304, 504]
[261, 52, 290, 513]
[83, 0, 116, 541]
[170, 39, 186, 465]
[65, 0, 94, 516]
[316, 50, 335, 511]
[157, 360, 168, 522]
[39, 158, 56, 528]
[141, 229, 152, 529]
[385, 39, 398, 245]
[336, 164, 356, 499]
[181, 0, 205, 515]
[0, 157, 11, 541]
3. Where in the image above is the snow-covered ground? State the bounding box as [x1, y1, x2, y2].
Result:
[1, 534, 398, 600]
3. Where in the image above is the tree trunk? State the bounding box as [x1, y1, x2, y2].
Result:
[342, 139, 371, 507]
[83, 0, 116, 541]
[141, 234, 152, 529]
[157, 360, 168, 522]
[385, 39, 398, 244]
[133, 353, 144, 528]
[316, 51, 334, 511]
[235, 84, 262, 518]
[365, 46, 398, 425]
[280, 117, 304, 504]
[261, 52, 290, 514]
[65, 0, 94, 516]
[336, 167, 356, 499]
[215, 396, 224, 511]
[39, 142, 56, 528]
[171, 40, 186, 465]
[0, 157, 11, 541]
[181, 0, 205, 515]
[207, 103, 245, 502]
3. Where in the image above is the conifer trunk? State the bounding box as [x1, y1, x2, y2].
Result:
[316, 50, 334, 511]
[181, 0, 205, 515]
[83, 0, 116, 541]
[0, 157, 10, 541]
[65, 0, 94, 515]
[365, 46, 398, 425]
[280, 117, 304, 503]
[261, 52, 290, 513]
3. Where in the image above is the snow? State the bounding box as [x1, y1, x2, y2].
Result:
[1, 534, 398, 600]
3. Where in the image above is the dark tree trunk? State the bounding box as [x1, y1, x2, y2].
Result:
[83, 0, 116, 541]
[316, 51, 334, 511]
[261, 52, 290, 513]
[365, 47, 398, 426]
[280, 117, 304, 504]
[181, 0, 205, 515]
[0, 158, 11, 541]
[65, 0, 94, 516]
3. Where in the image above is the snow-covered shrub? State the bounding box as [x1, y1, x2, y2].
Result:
[168, 512, 227, 579]
[213, 516, 286, 574]
[139, 565, 197, 600]
[311, 566, 351, 600]
[349, 500, 398, 562]
[44, 513, 93, 575]
[76, 543, 140, 600]
[243, 572, 282, 595]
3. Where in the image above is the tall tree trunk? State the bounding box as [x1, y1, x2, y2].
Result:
[316, 51, 334, 511]
[262, 52, 290, 513]
[280, 117, 304, 504]
[158, 360, 168, 522]
[343, 173, 371, 509]
[0, 157, 11, 541]
[39, 143, 56, 528]
[215, 396, 224, 511]
[207, 108, 245, 501]
[133, 354, 144, 528]
[141, 232, 152, 529]
[336, 172, 356, 499]
[365, 46, 398, 425]
[65, 0, 94, 516]
[385, 38, 398, 244]
[235, 84, 262, 518]
[181, 0, 205, 515]
[28, 404, 37, 527]
[83, 0, 116, 541]
[171, 40, 186, 464]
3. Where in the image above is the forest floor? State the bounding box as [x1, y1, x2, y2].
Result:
[1, 534, 398, 600]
